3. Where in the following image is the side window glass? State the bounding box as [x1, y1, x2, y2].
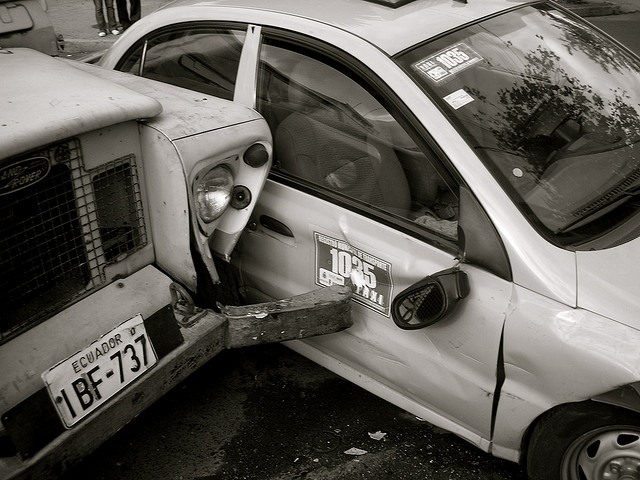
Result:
[117, 26, 246, 101]
[257, 41, 459, 240]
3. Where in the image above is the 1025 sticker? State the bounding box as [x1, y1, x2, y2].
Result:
[315, 232, 393, 317]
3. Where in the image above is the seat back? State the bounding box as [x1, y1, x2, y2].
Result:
[274, 60, 411, 215]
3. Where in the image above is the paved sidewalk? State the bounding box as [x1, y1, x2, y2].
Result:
[557, 0, 637, 16]
[48, 0, 168, 55]
[49, 0, 638, 55]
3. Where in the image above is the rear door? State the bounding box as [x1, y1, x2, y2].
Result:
[237, 32, 513, 443]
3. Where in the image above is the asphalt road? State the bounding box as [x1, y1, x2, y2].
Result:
[51, 3, 640, 480]
[62, 344, 527, 480]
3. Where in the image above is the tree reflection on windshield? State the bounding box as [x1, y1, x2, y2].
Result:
[553, 9, 629, 74]
[491, 43, 640, 172]
[397, 4, 640, 248]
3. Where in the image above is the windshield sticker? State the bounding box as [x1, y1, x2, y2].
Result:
[444, 89, 474, 110]
[315, 232, 393, 317]
[413, 43, 482, 84]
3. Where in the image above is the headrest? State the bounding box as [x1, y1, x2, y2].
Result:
[286, 59, 379, 117]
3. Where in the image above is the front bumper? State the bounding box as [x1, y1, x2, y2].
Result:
[0, 266, 352, 480]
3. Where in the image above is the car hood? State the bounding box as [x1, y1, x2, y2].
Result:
[576, 236, 640, 330]
[1, 48, 162, 161]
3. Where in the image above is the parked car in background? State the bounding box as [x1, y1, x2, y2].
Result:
[95, 1, 640, 479]
[0, 0, 57, 54]
[0, 47, 352, 480]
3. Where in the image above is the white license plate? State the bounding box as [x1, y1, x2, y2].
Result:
[42, 314, 158, 428]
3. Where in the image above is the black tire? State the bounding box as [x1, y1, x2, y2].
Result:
[526, 401, 640, 480]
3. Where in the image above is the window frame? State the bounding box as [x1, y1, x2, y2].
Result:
[114, 21, 249, 100]
[257, 28, 465, 254]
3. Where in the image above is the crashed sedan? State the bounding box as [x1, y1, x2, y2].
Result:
[96, 1, 640, 479]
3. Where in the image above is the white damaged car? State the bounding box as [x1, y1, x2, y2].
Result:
[96, 1, 640, 479]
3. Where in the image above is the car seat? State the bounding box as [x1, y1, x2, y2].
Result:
[274, 59, 411, 216]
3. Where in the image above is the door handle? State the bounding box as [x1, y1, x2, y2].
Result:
[259, 215, 294, 237]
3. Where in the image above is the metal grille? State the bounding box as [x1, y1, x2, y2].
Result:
[411, 284, 445, 323]
[0, 139, 147, 343]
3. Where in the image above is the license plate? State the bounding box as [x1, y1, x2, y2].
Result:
[42, 314, 158, 428]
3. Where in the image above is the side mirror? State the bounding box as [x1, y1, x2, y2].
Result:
[391, 268, 469, 330]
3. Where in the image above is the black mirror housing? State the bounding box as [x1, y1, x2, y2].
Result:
[391, 268, 469, 330]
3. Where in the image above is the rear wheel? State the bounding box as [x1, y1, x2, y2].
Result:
[526, 402, 640, 480]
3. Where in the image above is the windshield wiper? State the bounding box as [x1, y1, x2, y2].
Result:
[558, 171, 640, 233]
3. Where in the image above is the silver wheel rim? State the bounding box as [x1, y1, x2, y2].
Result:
[561, 426, 640, 480]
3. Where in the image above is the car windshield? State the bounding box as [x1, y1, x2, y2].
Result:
[396, 4, 640, 249]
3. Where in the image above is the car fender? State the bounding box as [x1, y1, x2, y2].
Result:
[490, 285, 640, 462]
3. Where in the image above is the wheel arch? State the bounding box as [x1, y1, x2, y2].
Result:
[591, 382, 640, 415]
[519, 395, 640, 469]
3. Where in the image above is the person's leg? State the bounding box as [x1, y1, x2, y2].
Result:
[116, 0, 130, 29]
[104, 0, 121, 33]
[130, 0, 141, 23]
[93, 0, 107, 34]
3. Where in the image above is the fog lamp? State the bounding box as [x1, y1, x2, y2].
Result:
[194, 165, 234, 223]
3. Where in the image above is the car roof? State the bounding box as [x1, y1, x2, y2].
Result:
[159, 0, 531, 55]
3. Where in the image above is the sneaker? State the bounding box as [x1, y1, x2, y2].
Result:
[111, 29, 120, 35]
[98, 31, 107, 37]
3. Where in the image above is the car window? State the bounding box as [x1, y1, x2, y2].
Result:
[257, 40, 459, 241]
[117, 26, 246, 101]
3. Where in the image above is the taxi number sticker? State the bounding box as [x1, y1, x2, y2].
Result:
[413, 43, 482, 84]
[315, 232, 393, 317]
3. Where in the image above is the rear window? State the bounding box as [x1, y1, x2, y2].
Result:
[117, 25, 246, 101]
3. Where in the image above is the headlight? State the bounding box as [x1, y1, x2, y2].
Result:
[194, 165, 234, 223]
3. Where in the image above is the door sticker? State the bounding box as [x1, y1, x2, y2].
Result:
[412, 43, 482, 84]
[315, 232, 393, 317]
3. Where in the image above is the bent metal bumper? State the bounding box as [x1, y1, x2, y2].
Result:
[0, 281, 352, 480]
